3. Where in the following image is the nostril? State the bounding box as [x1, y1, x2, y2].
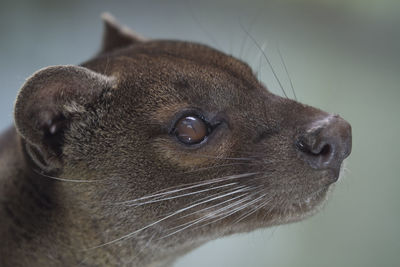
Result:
[296, 137, 336, 170]
[296, 140, 331, 157]
[318, 144, 334, 165]
[319, 144, 331, 157]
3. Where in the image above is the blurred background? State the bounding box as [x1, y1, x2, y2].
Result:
[1, 0, 399, 266]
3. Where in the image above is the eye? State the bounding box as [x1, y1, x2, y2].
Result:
[173, 115, 209, 145]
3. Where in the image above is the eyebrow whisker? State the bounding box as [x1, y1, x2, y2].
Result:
[239, 21, 289, 99]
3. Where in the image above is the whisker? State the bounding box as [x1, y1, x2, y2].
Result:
[184, 1, 222, 50]
[174, 185, 251, 212]
[178, 151, 254, 161]
[112, 172, 259, 205]
[180, 162, 249, 174]
[33, 169, 104, 183]
[155, 185, 251, 223]
[278, 45, 297, 101]
[257, 50, 263, 82]
[161, 186, 265, 239]
[199, 191, 267, 228]
[86, 186, 250, 250]
[125, 182, 238, 207]
[123, 232, 157, 265]
[159, 193, 257, 239]
[238, 13, 262, 60]
[232, 195, 273, 224]
[239, 22, 289, 99]
[167, 193, 249, 231]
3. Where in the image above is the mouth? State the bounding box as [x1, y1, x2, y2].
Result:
[280, 164, 347, 223]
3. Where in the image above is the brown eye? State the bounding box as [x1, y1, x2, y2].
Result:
[174, 116, 208, 145]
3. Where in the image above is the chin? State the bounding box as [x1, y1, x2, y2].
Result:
[218, 184, 333, 237]
[274, 184, 333, 226]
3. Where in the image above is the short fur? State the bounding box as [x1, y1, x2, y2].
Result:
[0, 14, 351, 267]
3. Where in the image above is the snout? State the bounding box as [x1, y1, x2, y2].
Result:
[296, 114, 352, 177]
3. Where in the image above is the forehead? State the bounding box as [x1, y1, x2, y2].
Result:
[104, 41, 264, 108]
[116, 40, 256, 80]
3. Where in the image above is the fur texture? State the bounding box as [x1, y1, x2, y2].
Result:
[0, 14, 351, 267]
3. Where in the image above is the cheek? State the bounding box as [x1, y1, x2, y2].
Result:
[151, 130, 234, 169]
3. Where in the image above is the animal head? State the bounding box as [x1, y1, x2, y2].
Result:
[13, 13, 351, 263]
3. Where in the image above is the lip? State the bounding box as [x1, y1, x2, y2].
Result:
[283, 184, 331, 207]
[312, 167, 342, 186]
[326, 167, 342, 184]
[304, 185, 330, 202]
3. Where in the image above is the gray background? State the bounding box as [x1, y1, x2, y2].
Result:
[1, 0, 399, 266]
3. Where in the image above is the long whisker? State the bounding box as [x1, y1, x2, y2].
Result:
[239, 22, 288, 99]
[238, 12, 262, 60]
[278, 45, 297, 101]
[112, 172, 259, 205]
[232, 195, 273, 224]
[180, 162, 249, 174]
[124, 232, 157, 265]
[125, 182, 238, 207]
[178, 151, 254, 161]
[185, 184, 253, 209]
[184, 1, 222, 50]
[33, 169, 104, 183]
[173, 193, 248, 222]
[159, 193, 258, 239]
[197, 192, 268, 229]
[86, 187, 250, 250]
[161, 186, 265, 239]
[257, 49, 263, 82]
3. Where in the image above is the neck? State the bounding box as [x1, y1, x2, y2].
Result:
[0, 127, 60, 266]
[0, 127, 182, 267]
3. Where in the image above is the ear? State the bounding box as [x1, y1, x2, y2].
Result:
[14, 65, 115, 171]
[100, 12, 147, 54]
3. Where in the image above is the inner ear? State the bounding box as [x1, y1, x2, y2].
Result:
[23, 110, 69, 172]
[14, 65, 115, 171]
[42, 113, 67, 156]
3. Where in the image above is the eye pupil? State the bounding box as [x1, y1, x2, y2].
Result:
[175, 116, 208, 144]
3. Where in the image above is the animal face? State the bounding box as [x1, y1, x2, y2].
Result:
[13, 14, 351, 263]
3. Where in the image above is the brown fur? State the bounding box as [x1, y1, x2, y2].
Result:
[0, 14, 351, 266]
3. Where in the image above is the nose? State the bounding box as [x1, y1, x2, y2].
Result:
[296, 115, 352, 172]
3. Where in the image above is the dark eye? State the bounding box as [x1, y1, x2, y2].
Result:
[173, 116, 209, 145]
